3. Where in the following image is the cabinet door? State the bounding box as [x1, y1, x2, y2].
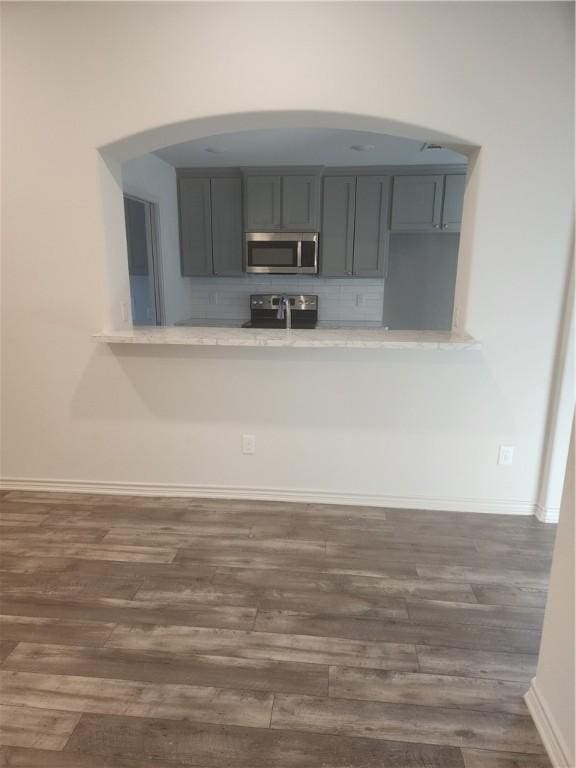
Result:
[282, 175, 320, 231]
[321, 177, 356, 277]
[441, 174, 466, 231]
[390, 175, 443, 232]
[178, 178, 212, 276]
[353, 176, 390, 276]
[211, 178, 243, 276]
[244, 175, 281, 231]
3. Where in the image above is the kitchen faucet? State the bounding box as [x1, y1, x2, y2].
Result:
[276, 295, 292, 329]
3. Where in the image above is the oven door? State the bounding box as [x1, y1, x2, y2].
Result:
[244, 233, 317, 274]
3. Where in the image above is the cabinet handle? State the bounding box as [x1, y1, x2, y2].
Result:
[442, 224, 448, 229]
[433, 224, 440, 229]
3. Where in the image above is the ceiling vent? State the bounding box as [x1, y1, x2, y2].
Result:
[350, 144, 376, 152]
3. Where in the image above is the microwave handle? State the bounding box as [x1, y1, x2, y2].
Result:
[297, 240, 302, 268]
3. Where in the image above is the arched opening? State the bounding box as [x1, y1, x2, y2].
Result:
[98, 111, 479, 333]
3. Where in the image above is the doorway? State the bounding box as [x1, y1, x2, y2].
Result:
[124, 195, 163, 325]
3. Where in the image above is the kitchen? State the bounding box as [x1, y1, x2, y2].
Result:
[121, 128, 467, 337]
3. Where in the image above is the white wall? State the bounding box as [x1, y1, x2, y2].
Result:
[537, 261, 575, 522]
[1, 2, 573, 510]
[528, 419, 575, 766]
[122, 154, 191, 327]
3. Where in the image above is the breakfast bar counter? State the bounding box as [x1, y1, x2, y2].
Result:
[95, 326, 480, 351]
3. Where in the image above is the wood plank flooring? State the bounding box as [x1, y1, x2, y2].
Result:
[0, 491, 556, 767]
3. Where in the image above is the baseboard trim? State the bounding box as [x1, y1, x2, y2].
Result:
[535, 503, 561, 524]
[525, 679, 573, 768]
[0, 476, 538, 516]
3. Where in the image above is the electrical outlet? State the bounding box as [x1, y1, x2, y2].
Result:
[242, 434, 256, 455]
[356, 293, 365, 308]
[498, 445, 515, 466]
[209, 292, 218, 306]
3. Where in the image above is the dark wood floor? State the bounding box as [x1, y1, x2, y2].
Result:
[0, 490, 556, 767]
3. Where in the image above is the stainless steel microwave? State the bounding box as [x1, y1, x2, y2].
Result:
[244, 232, 318, 275]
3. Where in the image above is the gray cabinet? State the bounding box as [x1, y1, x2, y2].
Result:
[441, 174, 466, 231]
[177, 166, 466, 279]
[211, 178, 243, 276]
[384, 233, 459, 331]
[178, 178, 212, 276]
[353, 176, 390, 277]
[391, 175, 444, 232]
[321, 175, 389, 277]
[390, 173, 466, 232]
[281, 175, 320, 230]
[244, 175, 281, 231]
[178, 174, 243, 276]
[321, 177, 356, 276]
[243, 170, 320, 232]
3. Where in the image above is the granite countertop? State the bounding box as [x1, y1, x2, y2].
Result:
[174, 318, 242, 327]
[174, 318, 385, 330]
[95, 326, 480, 350]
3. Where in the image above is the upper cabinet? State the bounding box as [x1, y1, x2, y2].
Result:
[391, 175, 444, 232]
[321, 177, 356, 276]
[243, 170, 321, 232]
[178, 173, 243, 277]
[441, 174, 466, 232]
[178, 177, 213, 276]
[244, 175, 281, 231]
[321, 175, 390, 277]
[390, 173, 465, 232]
[353, 176, 390, 277]
[281, 175, 321, 230]
[210, 178, 244, 276]
[176, 165, 466, 279]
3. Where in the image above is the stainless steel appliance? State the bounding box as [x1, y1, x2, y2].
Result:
[244, 232, 318, 275]
[242, 294, 318, 329]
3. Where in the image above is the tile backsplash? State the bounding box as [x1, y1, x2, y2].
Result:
[175, 276, 385, 327]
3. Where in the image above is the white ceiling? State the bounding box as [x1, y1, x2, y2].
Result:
[154, 128, 467, 168]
